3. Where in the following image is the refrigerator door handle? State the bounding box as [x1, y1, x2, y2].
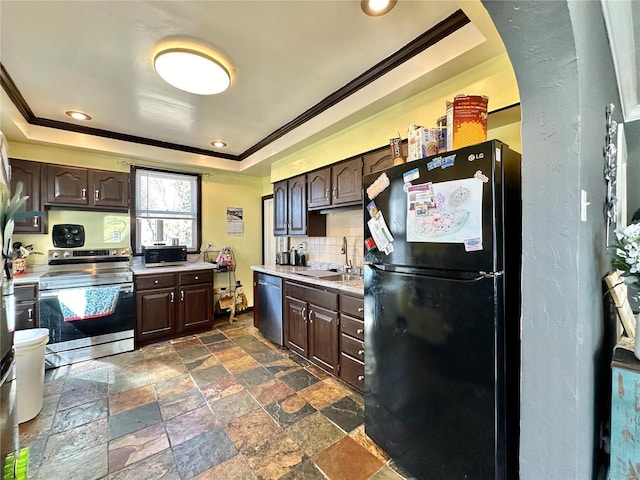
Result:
[369, 264, 495, 283]
[480, 271, 504, 278]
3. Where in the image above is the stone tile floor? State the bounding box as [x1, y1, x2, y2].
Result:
[19, 313, 410, 480]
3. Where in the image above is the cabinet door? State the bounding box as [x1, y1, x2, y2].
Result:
[288, 175, 307, 236]
[45, 165, 89, 205]
[308, 304, 339, 375]
[285, 296, 307, 356]
[10, 159, 45, 233]
[93, 170, 129, 209]
[15, 301, 37, 330]
[332, 157, 362, 206]
[273, 180, 288, 236]
[136, 288, 175, 341]
[363, 146, 394, 175]
[180, 284, 212, 331]
[307, 168, 331, 209]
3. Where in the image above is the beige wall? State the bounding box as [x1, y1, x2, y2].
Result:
[8, 141, 264, 306]
[270, 54, 520, 183]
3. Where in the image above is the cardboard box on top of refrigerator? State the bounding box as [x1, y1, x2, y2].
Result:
[446, 95, 489, 150]
[407, 124, 439, 161]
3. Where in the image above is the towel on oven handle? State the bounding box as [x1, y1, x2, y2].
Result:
[58, 285, 121, 322]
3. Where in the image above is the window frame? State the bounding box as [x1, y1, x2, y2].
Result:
[130, 165, 202, 255]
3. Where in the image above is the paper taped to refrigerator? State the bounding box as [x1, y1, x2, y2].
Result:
[406, 178, 483, 244]
[368, 213, 394, 254]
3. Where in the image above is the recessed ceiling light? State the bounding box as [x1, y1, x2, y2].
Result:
[154, 48, 231, 95]
[361, 0, 397, 16]
[211, 140, 227, 148]
[65, 110, 91, 121]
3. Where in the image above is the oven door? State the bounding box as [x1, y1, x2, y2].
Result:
[38, 283, 134, 367]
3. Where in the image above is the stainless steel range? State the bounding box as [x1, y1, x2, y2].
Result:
[38, 248, 134, 368]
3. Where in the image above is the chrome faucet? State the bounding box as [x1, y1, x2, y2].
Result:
[341, 236, 352, 273]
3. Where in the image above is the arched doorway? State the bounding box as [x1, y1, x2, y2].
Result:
[482, 2, 621, 478]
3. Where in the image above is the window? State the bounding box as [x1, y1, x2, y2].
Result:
[131, 166, 202, 253]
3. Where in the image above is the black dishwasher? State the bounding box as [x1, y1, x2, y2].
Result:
[257, 273, 283, 346]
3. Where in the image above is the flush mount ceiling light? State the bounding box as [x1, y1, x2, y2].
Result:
[65, 110, 91, 121]
[361, 0, 397, 16]
[154, 48, 231, 95]
[211, 140, 227, 148]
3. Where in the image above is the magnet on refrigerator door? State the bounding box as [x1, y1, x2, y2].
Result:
[366, 172, 390, 200]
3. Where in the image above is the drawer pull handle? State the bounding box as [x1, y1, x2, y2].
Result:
[357, 375, 364, 382]
[95, 189, 100, 201]
[81, 188, 87, 199]
[154, 280, 159, 284]
[27, 308, 33, 320]
[301, 307, 306, 320]
[308, 310, 313, 323]
[34, 216, 39, 228]
[356, 328, 364, 334]
[195, 276, 199, 280]
[358, 349, 364, 356]
[170, 292, 174, 303]
[357, 307, 364, 312]
[181, 291, 185, 301]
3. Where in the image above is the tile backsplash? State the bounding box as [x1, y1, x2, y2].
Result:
[289, 209, 364, 271]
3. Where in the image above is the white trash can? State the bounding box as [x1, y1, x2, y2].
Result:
[14, 328, 49, 423]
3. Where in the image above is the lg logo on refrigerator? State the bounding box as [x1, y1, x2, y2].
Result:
[467, 152, 485, 161]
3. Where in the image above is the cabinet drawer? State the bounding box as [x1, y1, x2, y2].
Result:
[340, 353, 364, 391]
[14, 283, 38, 302]
[341, 315, 364, 341]
[341, 333, 364, 361]
[135, 274, 176, 291]
[179, 270, 213, 286]
[285, 282, 338, 310]
[340, 294, 363, 319]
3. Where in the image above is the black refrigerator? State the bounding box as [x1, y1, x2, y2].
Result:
[363, 140, 520, 480]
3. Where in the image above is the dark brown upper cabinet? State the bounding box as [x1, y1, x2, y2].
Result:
[307, 156, 362, 210]
[274, 175, 325, 237]
[9, 158, 46, 234]
[363, 145, 395, 176]
[362, 140, 408, 176]
[307, 168, 331, 210]
[44, 164, 129, 211]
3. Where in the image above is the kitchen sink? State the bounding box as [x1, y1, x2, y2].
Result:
[321, 274, 364, 282]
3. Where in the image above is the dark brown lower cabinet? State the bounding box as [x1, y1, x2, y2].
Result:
[14, 283, 39, 330]
[339, 294, 365, 392]
[135, 269, 213, 344]
[284, 281, 339, 376]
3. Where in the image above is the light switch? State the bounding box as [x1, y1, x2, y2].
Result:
[580, 189, 590, 222]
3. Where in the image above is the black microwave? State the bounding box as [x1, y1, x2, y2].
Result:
[142, 245, 188, 267]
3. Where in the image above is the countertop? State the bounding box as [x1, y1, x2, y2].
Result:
[11, 265, 47, 285]
[251, 265, 364, 297]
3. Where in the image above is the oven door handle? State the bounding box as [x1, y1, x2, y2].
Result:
[39, 284, 133, 299]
